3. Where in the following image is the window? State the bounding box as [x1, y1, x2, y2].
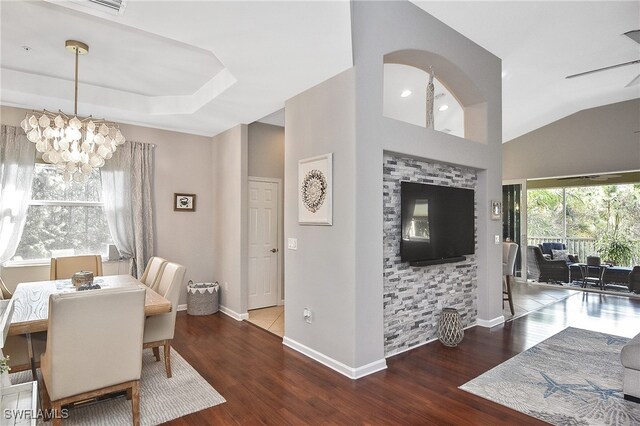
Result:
[11, 163, 112, 263]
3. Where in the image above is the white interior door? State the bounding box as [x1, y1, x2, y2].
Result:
[248, 180, 279, 310]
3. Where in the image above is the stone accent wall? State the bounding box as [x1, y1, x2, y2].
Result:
[383, 152, 478, 356]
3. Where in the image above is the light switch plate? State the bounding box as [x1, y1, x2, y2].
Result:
[287, 238, 298, 250]
[495, 235, 500, 244]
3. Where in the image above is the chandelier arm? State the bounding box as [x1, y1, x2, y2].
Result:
[74, 47, 79, 116]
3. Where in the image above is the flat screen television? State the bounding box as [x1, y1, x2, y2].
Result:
[400, 181, 475, 265]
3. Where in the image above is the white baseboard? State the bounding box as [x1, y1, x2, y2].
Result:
[219, 305, 249, 321]
[283, 337, 387, 379]
[278, 299, 285, 306]
[177, 303, 187, 312]
[476, 315, 505, 328]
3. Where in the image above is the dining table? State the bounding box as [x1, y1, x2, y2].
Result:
[8, 274, 172, 379]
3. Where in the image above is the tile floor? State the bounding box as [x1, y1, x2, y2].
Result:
[503, 279, 578, 320]
[247, 305, 284, 337]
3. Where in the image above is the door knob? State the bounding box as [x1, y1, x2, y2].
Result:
[270, 248, 278, 253]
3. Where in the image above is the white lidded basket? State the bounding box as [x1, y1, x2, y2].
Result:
[186, 281, 220, 316]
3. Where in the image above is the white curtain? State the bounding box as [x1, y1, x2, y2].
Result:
[0, 126, 35, 264]
[101, 141, 154, 278]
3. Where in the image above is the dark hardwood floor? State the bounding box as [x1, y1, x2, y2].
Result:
[169, 291, 640, 425]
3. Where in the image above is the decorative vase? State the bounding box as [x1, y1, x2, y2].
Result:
[437, 308, 464, 347]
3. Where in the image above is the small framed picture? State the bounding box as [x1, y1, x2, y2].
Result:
[490, 200, 502, 220]
[174, 193, 196, 212]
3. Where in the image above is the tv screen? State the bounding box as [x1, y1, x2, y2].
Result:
[400, 181, 475, 264]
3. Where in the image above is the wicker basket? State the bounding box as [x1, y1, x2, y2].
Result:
[186, 281, 220, 316]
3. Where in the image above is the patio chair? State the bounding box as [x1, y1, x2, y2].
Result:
[629, 266, 640, 294]
[538, 242, 579, 263]
[527, 246, 569, 284]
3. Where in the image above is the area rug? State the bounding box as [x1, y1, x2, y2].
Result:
[11, 348, 225, 425]
[460, 327, 640, 426]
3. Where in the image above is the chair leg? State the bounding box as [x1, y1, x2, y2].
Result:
[163, 340, 172, 378]
[506, 275, 515, 315]
[52, 401, 63, 426]
[152, 346, 160, 362]
[131, 380, 141, 426]
[41, 381, 52, 421]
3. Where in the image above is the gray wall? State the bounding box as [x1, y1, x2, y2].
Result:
[351, 1, 502, 368]
[248, 122, 284, 180]
[212, 125, 248, 316]
[283, 1, 502, 374]
[503, 99, 640, 180]
[0, 105, 214, 306]
[284, 68, 357, 366]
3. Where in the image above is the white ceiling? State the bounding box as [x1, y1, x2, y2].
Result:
[413, 1, 640, 142]
[1, 0, 352, 137]
[1, 1, 638, 141]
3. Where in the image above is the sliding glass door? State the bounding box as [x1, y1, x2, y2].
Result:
[502, 180, 527, 279]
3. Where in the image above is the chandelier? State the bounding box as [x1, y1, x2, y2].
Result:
[20, 40, 125, 182]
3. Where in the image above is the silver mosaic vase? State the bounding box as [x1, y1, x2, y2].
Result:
[437, 308, 464, 347]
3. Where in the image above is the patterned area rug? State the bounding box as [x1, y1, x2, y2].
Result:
[11, 348, 225, 425]
[460, 327, 640, 425]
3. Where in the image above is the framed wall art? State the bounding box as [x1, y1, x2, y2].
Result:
[174, 193, 196, 212]
[298, 153, 332, 225]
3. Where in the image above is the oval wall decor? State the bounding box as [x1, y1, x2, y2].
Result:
[301, 169, 327, 213]
[298, 153, 332, 225]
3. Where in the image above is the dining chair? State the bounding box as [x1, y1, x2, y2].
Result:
[143, 262, 186, 378]
[140, 257, 168, 292]
[0, 278, 47, 374]
[40, 286, 146, 425]
[502, 242, 518, 315]
[0, 277, 12, 300]
[50, 255, 103, 280]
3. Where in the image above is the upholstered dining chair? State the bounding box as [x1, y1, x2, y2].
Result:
[40, 286, 146, 425]
[140, 257, 168, 292]
[50, 255, 103, 280]
[143, 262, 185, 378]
[502, 242, 518, 315]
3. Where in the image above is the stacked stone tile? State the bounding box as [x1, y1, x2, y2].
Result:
[383, 153, 478, 356]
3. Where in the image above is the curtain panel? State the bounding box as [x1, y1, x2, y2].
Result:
[101, 141, 154, 277]
[0, 126, 35, 264]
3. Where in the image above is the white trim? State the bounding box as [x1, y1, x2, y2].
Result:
[476, 315, 505, 328]
[177, 303, 187, 312]
[278, 299, 285, 306]
[283, 337, 387, 379]
[29, 200, 103, 207]
[219, 305, 249, 321]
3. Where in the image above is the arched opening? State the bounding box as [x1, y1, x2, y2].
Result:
[383, 49, 487, 144]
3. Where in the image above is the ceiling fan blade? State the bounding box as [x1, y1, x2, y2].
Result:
[566, 59, 640, 79]
[626, 74, 640, 87]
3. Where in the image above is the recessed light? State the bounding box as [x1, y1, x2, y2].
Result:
[438, 105, 449, 111]
[22, 46, 32, 52]
[400, 90, 412, 98]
